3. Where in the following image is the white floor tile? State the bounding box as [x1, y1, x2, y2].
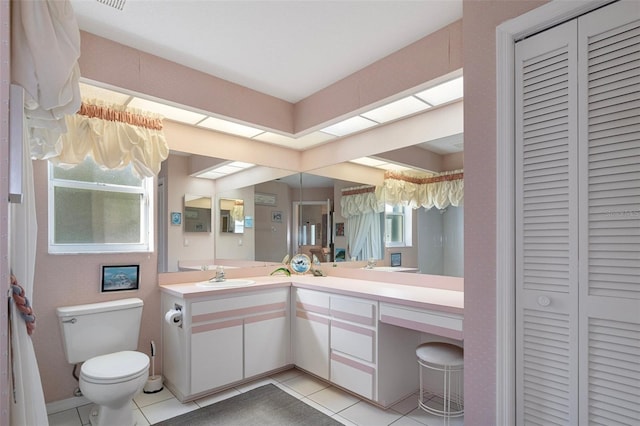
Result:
[405, 407, 464, 426]
[139, 398, 198, 424]
[132, 408, 150, 426]
[195, 387, 241, 407]
[269, 368, 303, 383]
[339, 400, 403, 426]
[389, 415, 426, 426]
[390, 393, 420, 415]
[280, 373, 330, 396]
[235, 377, 277, 393]
[48, 408, 83, 426]
[332, 413, 359, 426]
[300, 397, 337, 416]
[76, 403, 93, 425]
[133, 386, 175, 408]
[307, 386, 360, 413]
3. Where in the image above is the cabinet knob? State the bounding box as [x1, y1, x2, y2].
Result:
[537, 296, 551, 307]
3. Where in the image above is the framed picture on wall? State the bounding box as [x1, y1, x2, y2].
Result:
[272, 211, 283, 223]
[335, 222, 344, 237]
[101, 265, 139, 292]
[390, 252, 402, 267]
[170, 212, 181, 225]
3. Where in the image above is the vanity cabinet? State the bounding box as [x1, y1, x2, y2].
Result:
[293, 287, 420, 406]
[293, 288, 330, 380]
[162, 287, 290, 401]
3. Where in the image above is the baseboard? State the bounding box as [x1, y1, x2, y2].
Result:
[46, 395, 91, 415]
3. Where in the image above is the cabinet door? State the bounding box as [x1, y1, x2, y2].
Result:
[190, 321, 243, 394]
[294, 311, 330, 380]
[245, 313, 289, 377]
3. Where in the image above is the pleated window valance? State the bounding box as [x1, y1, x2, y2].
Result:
[50, 99, 170, 178]
[376, 169, 464, 210]
[340, 185, 385, 218]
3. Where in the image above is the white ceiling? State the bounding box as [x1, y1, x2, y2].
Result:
[69, 0, 463, 103]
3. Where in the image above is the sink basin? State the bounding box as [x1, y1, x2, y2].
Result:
[195, 279, 256, 288]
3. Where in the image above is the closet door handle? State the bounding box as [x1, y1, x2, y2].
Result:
[537, 296, 551, 307]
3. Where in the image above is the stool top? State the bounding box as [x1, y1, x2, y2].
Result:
[416, 342, 463, 366]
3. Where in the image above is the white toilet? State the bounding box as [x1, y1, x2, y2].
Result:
[57, 298, 150, 426]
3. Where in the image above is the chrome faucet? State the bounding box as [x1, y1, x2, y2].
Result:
[209, 266, 225, 282]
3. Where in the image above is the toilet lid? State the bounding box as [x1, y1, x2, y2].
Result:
[81, 350, 149, 382]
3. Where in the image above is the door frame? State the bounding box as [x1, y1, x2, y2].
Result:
[495, 1, 613, 424]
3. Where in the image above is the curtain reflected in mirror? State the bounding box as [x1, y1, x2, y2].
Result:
[220, 198, 244, 234]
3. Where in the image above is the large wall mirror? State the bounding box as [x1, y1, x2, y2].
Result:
[159, 130, 464, 276]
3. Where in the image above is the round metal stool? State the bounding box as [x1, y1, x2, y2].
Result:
[416, 342, 464, 424]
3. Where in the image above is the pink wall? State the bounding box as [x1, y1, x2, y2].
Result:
[30, 159, 162, 403]
[462, 1, 547, 424]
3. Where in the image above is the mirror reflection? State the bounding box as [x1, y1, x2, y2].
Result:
[219, 198, 244, 234]
[184, 194, 212, 233]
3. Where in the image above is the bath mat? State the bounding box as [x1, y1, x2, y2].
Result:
[153, 383, 342, 425]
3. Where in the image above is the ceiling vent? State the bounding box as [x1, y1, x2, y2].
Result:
[96, 0, 126, 11]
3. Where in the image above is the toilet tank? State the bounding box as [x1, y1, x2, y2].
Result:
[56, 298, 144, 364]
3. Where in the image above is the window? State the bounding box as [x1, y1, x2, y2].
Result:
[48, 157, 154, 253]
[384, 204, 412, 247]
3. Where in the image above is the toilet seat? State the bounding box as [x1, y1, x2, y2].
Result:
[81, 350, 149, 384]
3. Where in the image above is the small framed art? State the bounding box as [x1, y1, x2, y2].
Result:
[390, 252, 402, 267]
[171, 212, 182, 225]
[272, 211, 283, 223]
[335, 222, 344, 237]
[101, 265, 140, 292]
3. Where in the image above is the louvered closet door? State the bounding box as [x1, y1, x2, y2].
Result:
[515, 20, 580, 425]
[516, 1, 640, 425]
[577, 2, 640, 425]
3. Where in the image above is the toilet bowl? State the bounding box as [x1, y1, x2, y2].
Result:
[79, 351, 149, 426]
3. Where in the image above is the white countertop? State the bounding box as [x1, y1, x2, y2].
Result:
[159, 274, 463, 316]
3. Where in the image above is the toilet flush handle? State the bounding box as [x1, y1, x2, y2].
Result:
[62, 317, 77, 324]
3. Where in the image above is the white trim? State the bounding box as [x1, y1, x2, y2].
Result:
[494, 1, 613, 424]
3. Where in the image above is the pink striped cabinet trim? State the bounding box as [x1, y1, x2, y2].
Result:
[330, 309, 375, 326]
[244, 310, 286, 325]
[296, 301, 330, 316]
[331, 320, 375, 338]
[296, 310, 330, 325]
[380, 315, 463, 341]
[192, 302, 286, 324]
[192, 318, 243, 334]
[330, 352, 375, 375]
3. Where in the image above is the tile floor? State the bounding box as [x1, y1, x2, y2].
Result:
[47, 368, 463, 426]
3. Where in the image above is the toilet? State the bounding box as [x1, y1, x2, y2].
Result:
[57, 298, 150, 426]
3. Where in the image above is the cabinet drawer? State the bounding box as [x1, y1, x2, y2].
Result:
[330, 295, 376, 326]
[379, 302, 463, 340]
[330, 320, 374, 363]
[192, 289, 288, 323]
[330, 353, 374, 400]
[296, 288, 330, 315]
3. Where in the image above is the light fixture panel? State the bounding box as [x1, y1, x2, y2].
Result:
[361, 96, 431, 123]
[415, 76, 464, 106]
[320, 116, 378, 137]
[198, 116, 264, 138]
[128, 97, 207, 124]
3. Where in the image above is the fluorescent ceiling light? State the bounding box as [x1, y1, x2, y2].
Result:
[415, 76, 463, 106]
[195, 161, 254, 180]
[320, 116, 377, 137]
[128, 97, 206, 125]
[198, 116, 264, 138]
[361, 96, 431, 123]
[350, 157, 388, 167]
